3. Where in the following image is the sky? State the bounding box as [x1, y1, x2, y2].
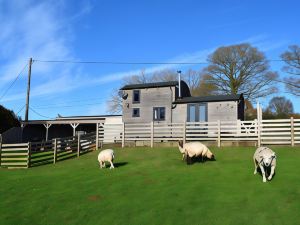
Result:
[0, 0, 299, 120]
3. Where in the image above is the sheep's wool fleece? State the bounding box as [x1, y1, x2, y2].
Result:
[98, 149, 114, 161]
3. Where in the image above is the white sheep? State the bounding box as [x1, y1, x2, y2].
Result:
[98, 149, 115, 169]
[253, 147, 276, 182]
[178, 141, 215, 164]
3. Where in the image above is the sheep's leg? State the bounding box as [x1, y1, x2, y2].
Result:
[259, 164, 267, 182]
[253, 158, 258, 175]
[109, 160, 114, 169]
[99, 161, 103, 169]
[182, 154, 185, 161]
[268, 166, 275, 180]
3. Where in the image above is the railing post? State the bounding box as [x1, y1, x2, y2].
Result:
[291, 117, 294, 147]
[77, 134, 81, 157]
[122, 122, 125, 148]
[0, 135, 2, 167]
[183, 121, 186, 145]
[96, 123, 99, 150]
[257, 119, 261, 147]
[151, 121, 154, 148]
[53, 139, 57, 164]
[217, 120, 221, 147]
[27, 142, 31, 168]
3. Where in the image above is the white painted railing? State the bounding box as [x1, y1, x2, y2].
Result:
[97, 118, 300, 147]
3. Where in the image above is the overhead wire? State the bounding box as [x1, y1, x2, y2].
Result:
[29, 106, 54, 120]
[0, 63, 28, 101]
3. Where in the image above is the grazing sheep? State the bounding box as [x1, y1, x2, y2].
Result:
[178, 141, 215, 164]
[253, 147, 276, 182]
[98, 149, 115, 169]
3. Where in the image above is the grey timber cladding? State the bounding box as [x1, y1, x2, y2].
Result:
[207, 101, 238, 121]
[122, 86, 175, 123]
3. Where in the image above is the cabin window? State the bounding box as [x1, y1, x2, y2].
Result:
[132, 108, 140, 117]
[153, 107, 165, 121]
[132, 90, 140, 103]
[187, 103, 207, 122]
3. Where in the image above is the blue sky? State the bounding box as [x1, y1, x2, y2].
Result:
[0, 0, 299, 120]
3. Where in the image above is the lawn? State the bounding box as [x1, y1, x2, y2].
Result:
[1, 146, 300, 225]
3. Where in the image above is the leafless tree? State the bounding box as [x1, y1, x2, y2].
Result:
[280, 45, 300, 96]
[204, 43, 278, 101]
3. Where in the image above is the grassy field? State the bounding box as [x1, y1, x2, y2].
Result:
[1, 146, 300, 225]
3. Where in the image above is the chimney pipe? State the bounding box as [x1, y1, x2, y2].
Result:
[177, 70, 182, 98]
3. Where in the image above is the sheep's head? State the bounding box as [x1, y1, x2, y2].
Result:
[178, 140, 185, 154]
[206, 149, 215, 160]
[260, 152, 276, 167]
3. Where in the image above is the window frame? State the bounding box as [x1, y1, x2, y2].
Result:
[132, 90, 140, 103]
[153, 107, 166, 121]
[132, 108, 140, 117]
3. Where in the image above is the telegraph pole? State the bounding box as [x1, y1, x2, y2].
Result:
[25, 58, 33, 121]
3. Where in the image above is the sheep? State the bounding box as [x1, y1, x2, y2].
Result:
[253, 147, 277, 182]
[98, 149, 115, 169]
[178, 141, 215, 164]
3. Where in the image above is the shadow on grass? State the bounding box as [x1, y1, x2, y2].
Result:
[103, 162, 128, 168]
[186, 156, 217, 165]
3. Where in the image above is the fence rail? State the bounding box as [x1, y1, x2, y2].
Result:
[98, 118, 300, 147]
[0, 132, 96, 169]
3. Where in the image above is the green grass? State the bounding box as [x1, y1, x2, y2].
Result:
[1, 146, 300, 225]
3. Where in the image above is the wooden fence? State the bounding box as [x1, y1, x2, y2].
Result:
[98, 118, 300, 147]
[0, 132, 97, 169]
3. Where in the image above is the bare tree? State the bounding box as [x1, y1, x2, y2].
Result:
[264, 96, 294, 119]
[204, 43, 278, 101]
[280, 45, 300, 96]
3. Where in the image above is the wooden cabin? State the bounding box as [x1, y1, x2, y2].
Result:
[120, 80, 244, 123]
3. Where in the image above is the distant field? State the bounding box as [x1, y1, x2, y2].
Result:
[1, 146, 300, 225]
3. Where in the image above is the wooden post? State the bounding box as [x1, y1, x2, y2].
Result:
[257, 119, 261, 147]
[0, 135, 2, 167]
[25, 58, 33, 121]
[151, 121, 154, 148]
[53, 139, 57, 164]
[96, 123, 99, 150]
[122, 122, 125, 148]
[43, 124, 52, 141]
[27, 142, 31, 168]
[217, 120, 221, 147]
[291, 117, 295, 147]
[77, 134, 81, 157]
[183, 121, 186, 145]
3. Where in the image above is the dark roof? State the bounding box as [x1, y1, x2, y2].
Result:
[174, 94, 243, 104]
[120, 81, 179, 90]
[55, 115, 122, 120]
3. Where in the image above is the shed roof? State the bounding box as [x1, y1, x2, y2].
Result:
[120, 81, 179, 90]
[173, 94, 243, 104]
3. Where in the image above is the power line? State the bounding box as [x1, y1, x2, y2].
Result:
[32, 96, 106, 108]
[16, 104, 26, 115]
[33, 58, 289, 65]
[0, 63, 28, 101]
[33, 101, 105, 109]
[29, 106, 54, 119]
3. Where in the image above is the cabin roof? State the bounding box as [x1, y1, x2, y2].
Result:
[120, 81, 179, 90]
[173, 94, 243, 104]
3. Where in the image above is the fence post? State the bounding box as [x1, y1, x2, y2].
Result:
[0, 135, 2, 167]
[53, 139, 57, 164]
[151, 121, 154, 148]
[291, 117, 294, 147]
[77, 134, 81, 157]
[217, 120, 221, 147]
[183, 121, 186, 145]
[27, 142, 31, 168]
[122, 122, 125, 148]
[257, 119, 261, 147]
[96, 123, 99, 150]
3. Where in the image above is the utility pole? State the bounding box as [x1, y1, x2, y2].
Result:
[25, 58, 33, 121]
